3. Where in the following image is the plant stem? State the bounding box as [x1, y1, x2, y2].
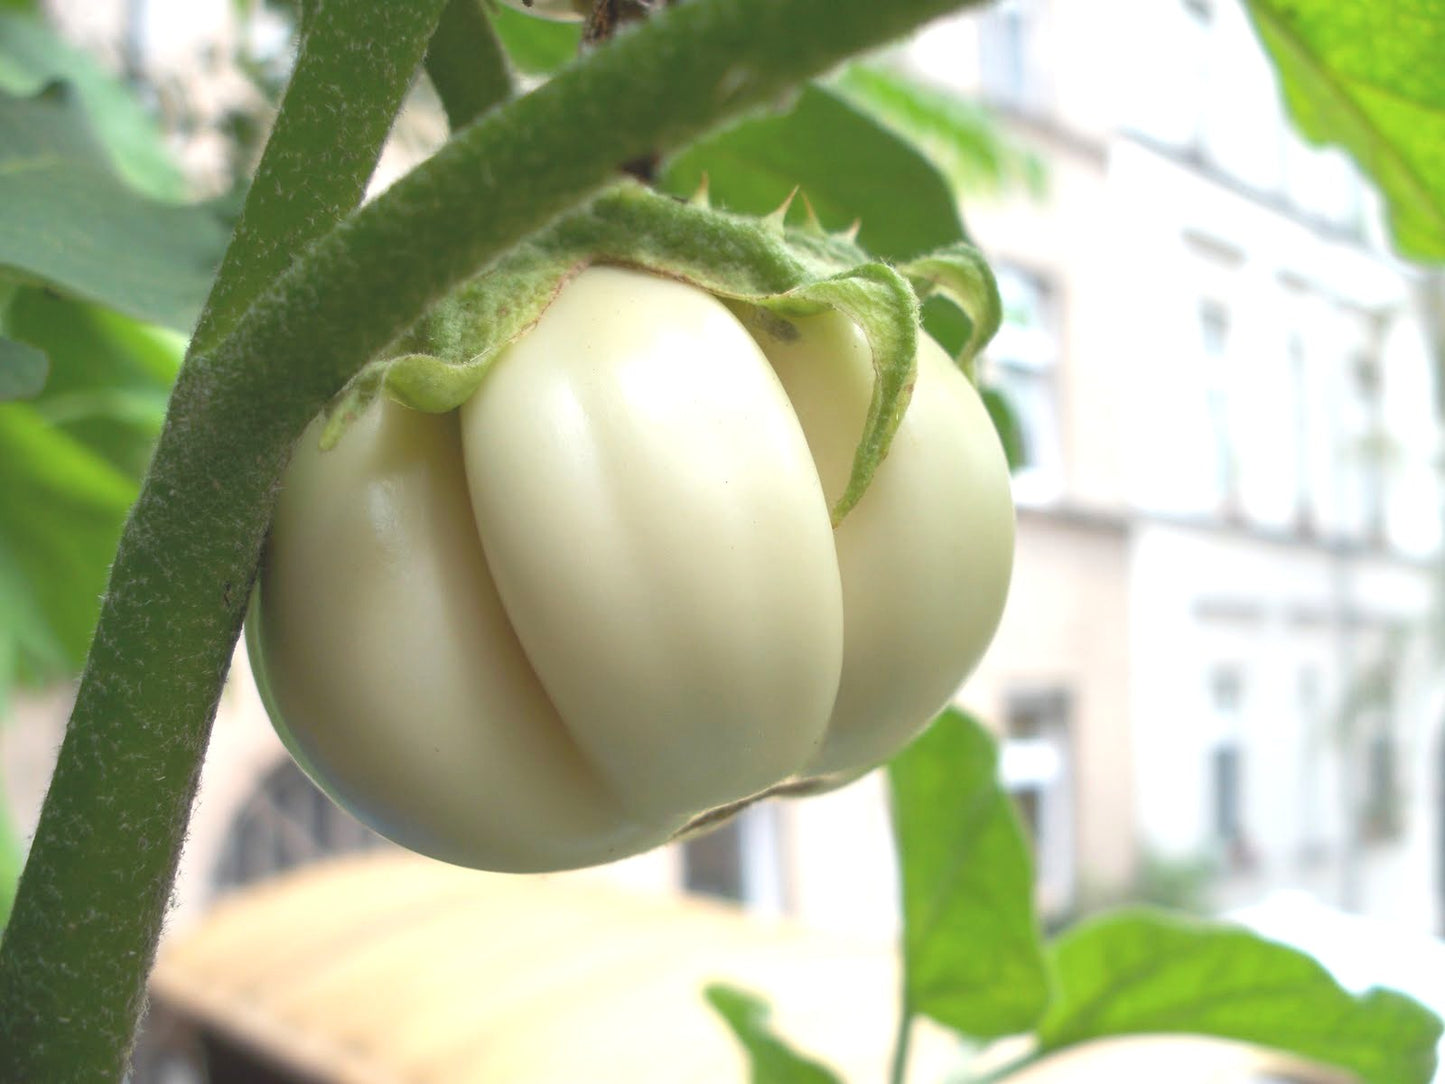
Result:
[191, 1, 450, 358]
[0, 0, 991, 1076]
[424, 0, 515, 131]
[0, 1, 451, 1076]
[582, 0, 661, 181]
[890, 1000, 915, 1084]
[965, 1052, 1040, 1084]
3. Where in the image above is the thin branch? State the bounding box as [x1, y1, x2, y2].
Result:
[191, 0, 450, 356]
[890, 1001, 915, 1084]
[424, 0, 515, 131]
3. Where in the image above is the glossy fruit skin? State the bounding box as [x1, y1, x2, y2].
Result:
[248, 266, 1014, 872]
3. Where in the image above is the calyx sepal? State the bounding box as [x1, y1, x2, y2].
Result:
[324, 181, 1001, 523]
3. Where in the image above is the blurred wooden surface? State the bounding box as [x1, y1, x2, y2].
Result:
[150, 853, 1352, 1084]
[150, 853, 954, 1083]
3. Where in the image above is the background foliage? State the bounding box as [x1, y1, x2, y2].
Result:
[1244, 0, 1445, 261]
[0, 15, 223, 701]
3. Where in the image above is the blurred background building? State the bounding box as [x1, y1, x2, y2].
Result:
[5, 0, 1444, 1024]
[910, 0, 1444, 931]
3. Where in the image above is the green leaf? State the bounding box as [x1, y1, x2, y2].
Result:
[5, 288, 179, 477]
[0, 84, 229, 330]
[0, 288, 178, 686]
[888, 708, 1051, 1040]
[0, 405, 136, 683]
[660, 82, 966, 262]
[488, 2, 582, 75]
[829, 63, 1045, 198]
[1038, 909, 1443, 1084]
[1245, 0, 1445, 261]
[0, 11, 186, 200]
[704, 984, 844, 1084]
[0, 336, 46, 400]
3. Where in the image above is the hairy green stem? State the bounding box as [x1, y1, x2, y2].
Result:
[0, 0, 986, 1077]
[0, 1, 450, 1076]
[425, 0, 515, 130]
[192, 1, 451, 356]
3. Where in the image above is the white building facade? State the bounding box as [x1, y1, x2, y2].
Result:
[906, 0, 1444, 930]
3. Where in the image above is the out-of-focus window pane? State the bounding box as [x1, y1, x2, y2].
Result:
[682, 817, 743, 902]
[1287, 332, 1314, 529]
[989, 264, 1063, 504]
[1198, 298, 1238, 513]
[979, 0, 1047, 113]
[1212, 743, 1244, 844]
[212, 760, 387, 891]
[1001, 688, 1075, 914]
[681, 804, 785, 914]
[1206, 665, 1249, 865]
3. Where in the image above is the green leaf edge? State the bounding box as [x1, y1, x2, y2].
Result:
[888, 707, 1054, 1043]
[1243, 0, 1445, 262]
[1038, 906, 1445, 1084]
[703, 983, 845, 1084]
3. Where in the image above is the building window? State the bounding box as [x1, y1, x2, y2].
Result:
[681, 803, 785, 913]
[1350, 350, 1387, 542]
[1211, 743, 1244, 843]
[1362, 728, 1402, 841]
[1208, 665, 1242, 716]
[212, 759, 388, 891]
[683, 818, 742, 901]
[1297, 666, 1327, 863]
[978, 0, 1040, 111]
[1206, 665, 1252, 867]
[1180, 0, 1214, 152]
[987, 265, 1062, 503]
[1288, 332, 1315, 530]
[1356, 651, 1401, 842]
[1198, 299, 1238, 513]
[1125, 0, 1213, 150]
[1321, 308, 1391, 543]
[1000, 688, 1074, 915]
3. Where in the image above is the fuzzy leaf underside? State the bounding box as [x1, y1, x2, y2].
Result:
[325, 182, 999, 522]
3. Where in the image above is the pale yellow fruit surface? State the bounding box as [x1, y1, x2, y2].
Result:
[249, 266, 1014, 872]
[752, 309, 1015, 777]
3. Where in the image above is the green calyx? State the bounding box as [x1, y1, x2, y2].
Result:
[323, 180, 1000, 524]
